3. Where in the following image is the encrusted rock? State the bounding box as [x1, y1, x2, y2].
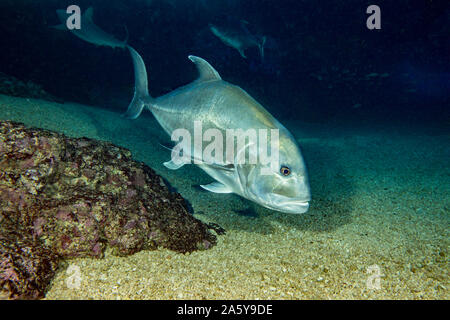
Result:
[0, 121, 218, 299]
[0, 225, 59, 300]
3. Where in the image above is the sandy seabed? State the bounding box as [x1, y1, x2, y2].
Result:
[0, 94, 448, 299]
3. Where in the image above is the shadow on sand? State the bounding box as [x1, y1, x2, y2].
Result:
[206, 141, 355, 235]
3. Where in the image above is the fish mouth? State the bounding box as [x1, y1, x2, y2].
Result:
[262, 200, 310, 214]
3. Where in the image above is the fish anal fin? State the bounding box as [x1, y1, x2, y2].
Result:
[188, 55, 222, 82]
[200, 181, 233, 193]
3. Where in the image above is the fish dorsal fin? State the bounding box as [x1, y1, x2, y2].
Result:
[83, 7, 94, 22]
[188, 55, 221, 82]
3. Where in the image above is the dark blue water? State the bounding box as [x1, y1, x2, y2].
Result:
[0, 0, 448, 127]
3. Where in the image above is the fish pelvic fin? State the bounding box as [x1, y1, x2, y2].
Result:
[122, 46, 154, 119]
[163, 159, 185, 170]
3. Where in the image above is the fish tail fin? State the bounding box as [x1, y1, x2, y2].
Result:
[259, 36, 266, 61]
[122, 46, 154, 119]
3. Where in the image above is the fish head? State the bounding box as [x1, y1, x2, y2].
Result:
[239, 130, 311, 214]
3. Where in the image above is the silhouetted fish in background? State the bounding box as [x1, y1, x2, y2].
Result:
[209, 20, 266, 60]
[395, 62, 450, 99]
[52, 7, 128, 49]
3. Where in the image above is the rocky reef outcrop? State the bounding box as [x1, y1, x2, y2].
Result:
[0, 72, 60, 102]
[0, 121, 218, 299]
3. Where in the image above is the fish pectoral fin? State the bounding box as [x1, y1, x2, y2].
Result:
[200, 182, 233, 194]
[163, 159, 185, 170]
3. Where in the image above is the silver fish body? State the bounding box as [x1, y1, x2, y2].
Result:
[125, 47, 311, 214]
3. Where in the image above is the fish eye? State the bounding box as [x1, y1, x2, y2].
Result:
[280, 166, 291, 176]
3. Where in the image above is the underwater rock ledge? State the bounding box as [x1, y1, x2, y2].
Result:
[0, 121, 217, 299]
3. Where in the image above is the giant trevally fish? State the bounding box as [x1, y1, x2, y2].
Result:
[56, 17, 310, 213]
[52, 7, 128, 49]
[123, 46, 310, 213]
[209, 20, 266, 60]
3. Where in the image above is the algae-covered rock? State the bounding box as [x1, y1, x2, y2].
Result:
[0, 224, 59, 300]
[0, 121, 218, 299]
